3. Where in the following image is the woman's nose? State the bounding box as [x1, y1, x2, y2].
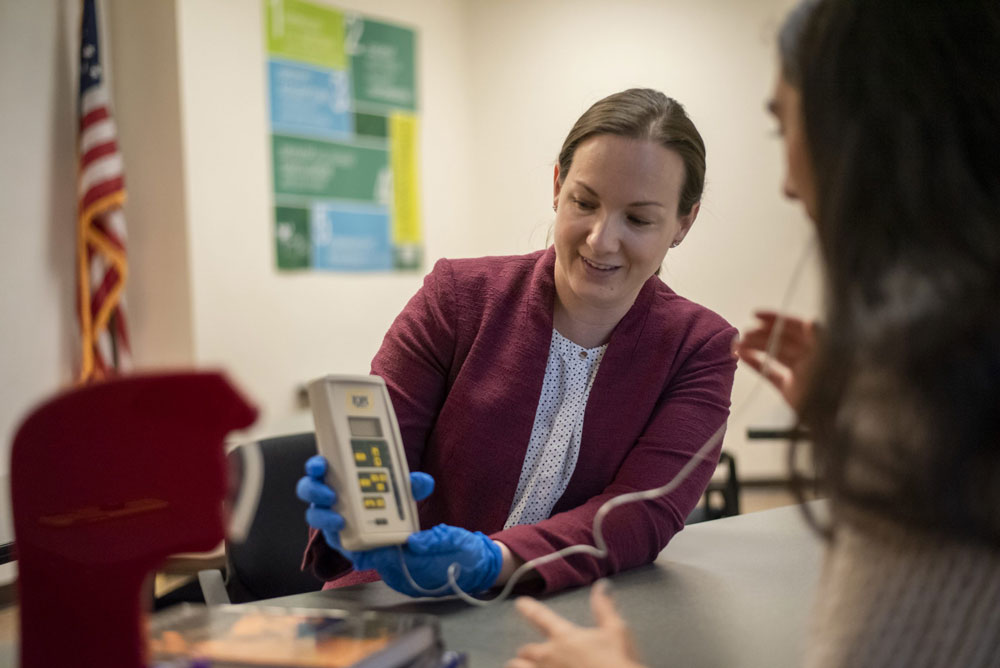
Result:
[586, 214, 620, 254]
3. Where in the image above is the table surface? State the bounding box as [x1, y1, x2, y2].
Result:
[263, 501, 828, 668]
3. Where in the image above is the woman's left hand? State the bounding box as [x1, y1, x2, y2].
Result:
[368, 523, 502, 597]
[506, 581, 646, 668]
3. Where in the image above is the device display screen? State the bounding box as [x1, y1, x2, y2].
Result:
[348, 416, 383, 438]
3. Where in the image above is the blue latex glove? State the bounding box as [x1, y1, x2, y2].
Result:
[296, 454, 434, 567]
[296, 456, 502, 596]
[367, 523, 503, 597]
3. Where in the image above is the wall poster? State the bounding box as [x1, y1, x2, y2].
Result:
[265, 0, 421, 271]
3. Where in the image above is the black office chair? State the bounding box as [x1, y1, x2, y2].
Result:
[192, 432, 324, 605]
[685, 450, 740, 524]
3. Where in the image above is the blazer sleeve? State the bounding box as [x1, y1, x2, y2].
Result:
[491, 323, 738, 593]
[301, 259, 458, 582]
[370, 258, 458, 472]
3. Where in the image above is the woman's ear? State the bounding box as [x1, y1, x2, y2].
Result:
[672, 201, 700, 246]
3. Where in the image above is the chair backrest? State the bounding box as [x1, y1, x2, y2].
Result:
[225, 432, 323, 601]
[685, 450, 741, 524]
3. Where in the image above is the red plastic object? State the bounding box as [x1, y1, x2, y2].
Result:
[10, 372, 257, 668]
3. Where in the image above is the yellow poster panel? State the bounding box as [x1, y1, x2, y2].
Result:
[389, 113, 422, 247]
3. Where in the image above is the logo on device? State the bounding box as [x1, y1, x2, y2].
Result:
[351, 394, 370, 409]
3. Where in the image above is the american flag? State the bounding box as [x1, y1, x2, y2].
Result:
[77, 0, 131, 382]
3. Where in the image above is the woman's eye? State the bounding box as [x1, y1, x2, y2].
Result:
[572, 198, 596, 210]
[628, 215, 652, 226]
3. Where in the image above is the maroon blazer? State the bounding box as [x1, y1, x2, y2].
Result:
[304, 247, 737, 593]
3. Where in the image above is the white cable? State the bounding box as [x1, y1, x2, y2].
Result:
[400, 236, 818, 606]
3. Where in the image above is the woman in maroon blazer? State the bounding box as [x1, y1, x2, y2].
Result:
[298, 88, 738, 596]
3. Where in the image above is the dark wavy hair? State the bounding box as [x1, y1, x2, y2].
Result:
[784, 0, 1000, 544]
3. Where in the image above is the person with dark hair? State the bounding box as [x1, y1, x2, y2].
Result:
[297, 89, 738, 597]
[507, 1, 1000, 665]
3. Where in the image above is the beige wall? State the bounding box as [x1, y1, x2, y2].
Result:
[0, 0, 78, 469]
[1, 0, 820, 565]
[107, 0, 195, 372]
[0, 0, 84, 583]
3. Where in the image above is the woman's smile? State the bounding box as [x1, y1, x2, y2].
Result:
[580, 256, 621, 274]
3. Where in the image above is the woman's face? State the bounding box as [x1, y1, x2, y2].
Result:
[769, 74, 818, 220]
[552, 134, 697, 317]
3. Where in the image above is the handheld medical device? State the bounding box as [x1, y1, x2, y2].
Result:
[307, 374, 420, 551]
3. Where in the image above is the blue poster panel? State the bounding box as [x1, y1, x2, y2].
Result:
[310, 202, 392, 271]
[269, 60, 353, 138]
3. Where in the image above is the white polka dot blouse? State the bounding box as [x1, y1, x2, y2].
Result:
[504, 328, 607, 528]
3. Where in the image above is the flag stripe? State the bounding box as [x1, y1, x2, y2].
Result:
[81, 85, 109, 116]
[81, 140, 118, 169]
[80, 118, 116, 155]
[80, 176, 125, 214]
[91, 279, 125, 345]
[81, 107, 109, 130]
[96, 328, 114, 373]
[90, 266, 120, 318]
[103, 208, 128, 243]
[88, 246, 107, 289]
[78, 153, 123, 197]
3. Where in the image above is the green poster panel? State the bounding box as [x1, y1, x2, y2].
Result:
[272, 134, 389, 201]
[266, 0, 346, 70]
[354, 112, 388, 138]
[274, 206, 311, 269]
[348, 17, 416, 111]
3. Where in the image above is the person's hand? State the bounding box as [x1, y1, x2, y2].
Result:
[735, 310, 819, 411]
[506, 581, 645, 668]
[295, 455, 434, 564]
[365, 523, 503, 597]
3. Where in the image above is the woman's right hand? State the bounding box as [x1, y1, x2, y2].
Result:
[295, 455, 435, 563]
[735, 310, 818, 412]
[296, 455, 354, 557]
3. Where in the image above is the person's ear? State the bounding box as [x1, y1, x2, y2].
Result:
[671, 201, 700, 247]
